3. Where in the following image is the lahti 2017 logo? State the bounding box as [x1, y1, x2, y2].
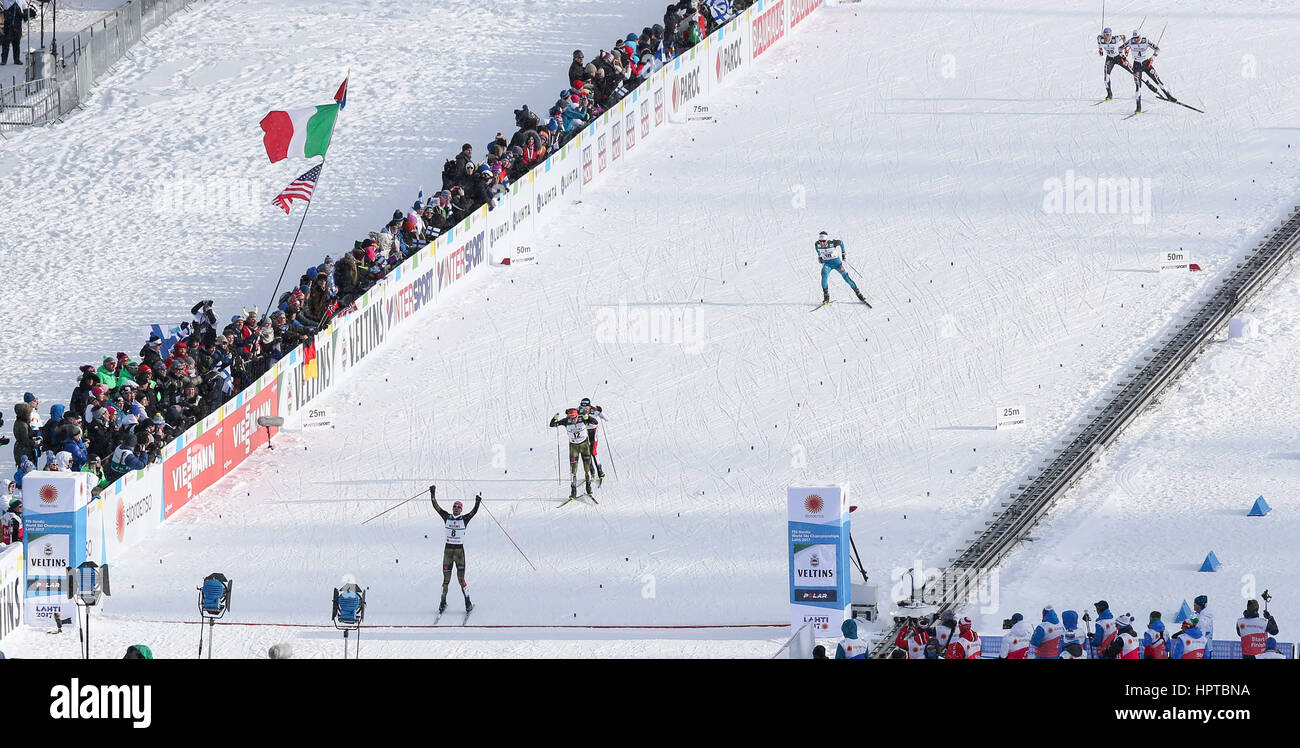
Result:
[804, 493, 824, 514]
[40, 483, 60, 505]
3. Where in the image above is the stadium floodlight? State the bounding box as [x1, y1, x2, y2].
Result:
[332, 582, 367, 659]
[257, 415, 285, 450]
[66, 561, 110, 659]
[196, 573, 233, 659]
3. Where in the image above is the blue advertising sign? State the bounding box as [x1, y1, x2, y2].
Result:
[788, 485, 850, 637]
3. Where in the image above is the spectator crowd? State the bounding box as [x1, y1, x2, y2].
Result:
[6, 2, 752, 539]
[825, 593, 1287, 659]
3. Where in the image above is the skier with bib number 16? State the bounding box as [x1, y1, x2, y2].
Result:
[814, 231, 869, 308]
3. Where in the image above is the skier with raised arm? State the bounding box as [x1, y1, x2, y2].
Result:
[429, 486, 481, 617]
[813, 231, 869, 308]
[550, 408, 600, 503]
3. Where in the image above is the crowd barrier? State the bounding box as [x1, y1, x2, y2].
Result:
[18, 0, 826, 628]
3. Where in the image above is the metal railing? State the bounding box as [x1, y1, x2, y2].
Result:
[0, 0, 195, 130]
[870, 203, 1300, 658]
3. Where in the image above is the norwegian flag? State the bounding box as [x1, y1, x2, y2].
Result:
[272, 163, 322, 214]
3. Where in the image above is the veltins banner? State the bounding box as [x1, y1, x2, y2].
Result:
[788, 485, 850, 636]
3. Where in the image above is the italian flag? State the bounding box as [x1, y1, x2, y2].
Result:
[260, 104, 338, 163]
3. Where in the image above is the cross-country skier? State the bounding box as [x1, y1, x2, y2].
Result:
[1123, 30, 1174, 114]
[814, 231, 868, 306]
[1096, 27, 1132, 101]
[429, 486, 481, 615]
[550, 408, 600, 501]
[577, 397, 608, 481]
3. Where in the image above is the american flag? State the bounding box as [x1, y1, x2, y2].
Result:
[272, 163, 322, 214]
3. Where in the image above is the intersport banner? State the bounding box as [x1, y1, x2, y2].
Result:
[66, 0, 823, 591]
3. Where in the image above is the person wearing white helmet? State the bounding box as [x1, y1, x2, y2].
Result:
[1095, 27, 1132, 101]
[1121, 29, 1176, 114]
[813, 231, 869, 307]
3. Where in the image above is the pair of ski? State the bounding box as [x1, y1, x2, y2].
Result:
[558, 490, 599, 508]
[434, 603, 473, 626]
[811, 299, 872, 311]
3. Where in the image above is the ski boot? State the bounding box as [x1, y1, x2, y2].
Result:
[584, 477, 594, 497]
[569, 482, 578, 500]
[822, 289, 831, 305]
[855, 288, 868, 304]
[1135, 98, 1142, 114]
[439, 595, 447, 615]
[464, 596, 473, 613]
[597, 463, 606, 480]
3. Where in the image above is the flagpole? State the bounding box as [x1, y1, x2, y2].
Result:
[264, 75, 347, 321]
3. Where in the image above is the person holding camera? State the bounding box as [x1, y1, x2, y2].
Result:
[945, 616, 982, 659]
[1235, 594, 1279, 659]
[1086, 599, 1118, 652]
[1170, 617, 1207, 659]
[893, 616, 931, 659]
[998, 613, 1032, 658]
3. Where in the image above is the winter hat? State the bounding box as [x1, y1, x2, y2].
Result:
[123, 644, 153, 660]
[1094, 599, 1109, 613]
[50, 404, 66, 420]
[958, 616, 973, 630]
[23, 392, 36, 403]
[1194, 595, 1208, 608]
[1149, 611, 1162, 622]
[1265, 637, 1278, 651]
[147, 335, 162, 346]
[1009, 613, 1023, 624]
[1246, 599, 1260, 613]
[90, 385, 105, 399]
[1116, 613, 1135, 628]
[572, 49, 584, 59]
[1182, 618, 1198, 630]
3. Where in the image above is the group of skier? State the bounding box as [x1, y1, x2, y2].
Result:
[1095, 25, 1200, 115]
[549, 398, 608, 502]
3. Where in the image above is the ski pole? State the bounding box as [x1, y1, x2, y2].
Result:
[602, 426, 619, 480]
[481, 498, 536, 571]
[556, 428, 565, 485]
[360, 485, 433, 525]
[1156, 21, 1167, 46]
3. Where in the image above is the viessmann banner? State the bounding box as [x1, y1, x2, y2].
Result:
[788, 485, 850, 636]
[39, 1, 823, 612]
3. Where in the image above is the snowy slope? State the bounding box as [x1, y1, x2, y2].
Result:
[6, 0, 1300, 657]
[0, 0, 670, 409]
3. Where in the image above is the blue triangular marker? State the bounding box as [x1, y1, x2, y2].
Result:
[1249, 496, 1271, 516]
[1174, 600, 1193, 623]
[1199, 551, 1221, 572]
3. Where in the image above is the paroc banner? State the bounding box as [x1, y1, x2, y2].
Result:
[788, 485, 851, 637]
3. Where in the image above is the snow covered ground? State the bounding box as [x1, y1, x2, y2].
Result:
[5, 0, 1300, 657]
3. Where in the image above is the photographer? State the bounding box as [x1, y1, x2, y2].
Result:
[1235, 594, 1279, 659]
[893, 615, 931, 659]
[998, 612, 1031, 659]
[1170, 617, 1207, 659]
[1086, 599, 1117, 651]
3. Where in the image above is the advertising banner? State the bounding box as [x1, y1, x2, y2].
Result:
[220, 374, 280, 474]
[714, 12, 753, 87]
[162, 407, 224, 521]
[670, 44, 708, 120]
[788, 0, 822, 30]
[752, 0, 788, 60]
[102, 465, 162, 562]
[788, 485, 851, 637]
[0, 544, 24, 645]
[21, 472, 90, 627]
